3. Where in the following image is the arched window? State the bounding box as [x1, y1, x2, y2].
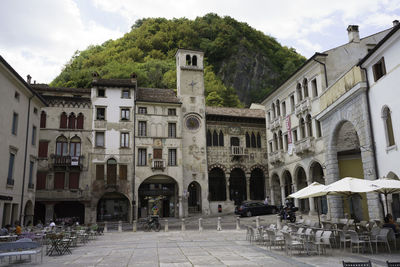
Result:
[300, 118, 306, 139]
[212, 130, 218, 146]
[69, 136, 81, 157]
[192, 55, 197, 66]
[278, 130, 283, 150]
[206, 130, 212, 146]
[40, 111, 46, 128]
[251, 132, 256, 148]
[382, 106, 395, 146]
[271, 103, 276, 119]
[68, 113, 76, 129]
[303, 78, 309, 98]
[76, 113, 84, 129]
[60, 112, 67, 129]
[257, 133, 261, 148]
[107, 158, 117, 185]
[273, 133, 278, 151]
[245, 132, 250, 148]
[276, 100, 280, 116]
[56, 136, 68, 156]
[186, 54, 191, 66]
[297, 83, 303, 102]
[219, 130, 224, 146]
[306, 114, 313, 137]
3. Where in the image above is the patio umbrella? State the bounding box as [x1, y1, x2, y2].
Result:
[370, 177, 400, 216]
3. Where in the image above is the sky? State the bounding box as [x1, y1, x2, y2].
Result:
[1, 0, 400, 84]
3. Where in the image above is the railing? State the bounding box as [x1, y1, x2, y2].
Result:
[269, 116, 283, 130]
[294, 136, 315, 155]
[295, 97, 311, 116]
[268, 150, 284, 165]
[152, 159, 165, 170]
[230, 146, 247, 156]
[52, 155, 81, 167]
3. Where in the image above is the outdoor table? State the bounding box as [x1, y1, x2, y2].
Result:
[0, 235, 18, 242]
[46, 234, 65, 256]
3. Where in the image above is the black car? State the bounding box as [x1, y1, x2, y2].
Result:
[234, 201, 277, 217]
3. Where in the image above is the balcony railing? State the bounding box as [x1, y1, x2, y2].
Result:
[231, 146, 247, 156]
[268, 150, 284, 165]
[52, 155, 82, 167]
[152, 159, 165, 170]
[269, 116, 283, 130]
[295, 97, 311, 116]
[294, 136, 315, 155]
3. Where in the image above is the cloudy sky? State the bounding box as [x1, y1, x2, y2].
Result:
[1, 0, 400, 84]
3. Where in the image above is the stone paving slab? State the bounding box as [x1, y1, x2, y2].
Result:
[2, 229, 400, 267]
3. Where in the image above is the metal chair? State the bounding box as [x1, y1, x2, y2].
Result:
[339, 230, 351, 251]
[387, 261, 400, 267]
[348, 230, 372, 254]
[342, 260, 371, 267]
[282, 232, 304, 256]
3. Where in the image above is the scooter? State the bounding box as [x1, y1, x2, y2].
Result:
[279, 206, 298, 223]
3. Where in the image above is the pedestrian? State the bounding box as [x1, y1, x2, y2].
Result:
[264, 196, 269, 206]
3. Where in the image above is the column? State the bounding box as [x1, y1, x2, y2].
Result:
[178, 196, 183, 218]
[270, 185, 275, 205]
[246, 173, 251, 201]
[280, 185, 286, 206]
[292, 183, 299, 208]
[307, 180, 316, 215]
[45, 203, 55, 224]
[226, 174, 230, 201]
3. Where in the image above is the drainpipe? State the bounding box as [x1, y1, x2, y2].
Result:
[313, 59, 328, 88]
[360, 65, 385, 218]
[19, 95, 33, 224]
[132, 87, 137, 221]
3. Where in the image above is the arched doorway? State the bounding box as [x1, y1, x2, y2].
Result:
[55, 201, 85, 224]
[310, 162, 327, 214]
[335, 121, 368, 221]
[208, 168, 226, 201]
[229, 168, 246, 205]
[271, 173, 281, 206]
[282, 170, 293, 199]
[33, 202, 45, 225]
[138, 176, 178, 218]
[188, 181, 201, 213]
[250, 168, 265, 200]
[386, 172, 400, 219]
[295, 167, 308, 213]
[24, 200, 34, 226]
[97, 193, 129, 222]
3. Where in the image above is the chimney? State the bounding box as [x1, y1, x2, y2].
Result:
[27, 74, 32, 84]
[393, 20, 399, 27]
[347, 25, 360, 43]
[92, 71, 99, 82]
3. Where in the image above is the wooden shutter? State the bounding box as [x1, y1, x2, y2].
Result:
[54, 172, 65, 189]
[40, 111, 46, 128]
[119, 165, 127, 180]
[36, 172, 47, 190]
[38, 141, 48, 157]
[60, 113, 67, 128]
[153, 149, 162, 159]
[76, 113, 84, 129]
[107, 164, 117, 184]
[96, 165, 104, 180]
[69, 172, 80, 189]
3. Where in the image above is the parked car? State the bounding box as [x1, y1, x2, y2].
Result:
[234, 201, 278, 217]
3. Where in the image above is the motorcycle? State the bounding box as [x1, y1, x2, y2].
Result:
[279, 205, 298, 223]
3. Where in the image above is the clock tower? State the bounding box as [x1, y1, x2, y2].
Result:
[175, 49, 209, 216]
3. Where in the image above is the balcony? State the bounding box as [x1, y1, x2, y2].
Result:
[28, 183, 34, 189]
[152, 159, 165, 170]
[36, 189, 90, 201]
[295, 97, 311, 116]
[268, 150, 284, 165]
[294, 136, 315, 155]
[230, 146, 247, 156]
[52, 155, 82, 168]
[268, 116, 283, 130]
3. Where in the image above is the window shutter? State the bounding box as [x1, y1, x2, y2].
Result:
[76, 114, 84, 129]
[119, 165, 127, 180]
[69, 172, 80, 189]
[38, 141, 48, 157]
[36, 172, 47, 190]
[60, 113, 67, 128]
[40, 111, 46, 128]
[54, 172, 65, 189]
[96, 165, 104, 180]
[153, 149, 162, 159]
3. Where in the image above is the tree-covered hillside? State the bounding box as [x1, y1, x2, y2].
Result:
[51, 13, 306, 107]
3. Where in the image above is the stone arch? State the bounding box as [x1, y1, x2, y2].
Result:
[294, 165, 308, 213]
[309, 161, 328, 214]
[24, 200, 34, 226]
[229, 168, 246, 204]
[97, 192, 131, 221]
[281, 170, 293, 199]
[385, 171, 400, 219]
[229, 165, 247, 173]
[188, 181, 201, 213]
[250, 168, 265, 200]
[208, 163, 227, 173]
[270, 173, 282, 206]
[386, 171, 399, 179]
[208, 167, 226, 201]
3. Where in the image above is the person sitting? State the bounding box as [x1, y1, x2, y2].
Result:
[0, 224, 11, 236]
[14, 221, 22, 235]
[383, 213, 400, 237]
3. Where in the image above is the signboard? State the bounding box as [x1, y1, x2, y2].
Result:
[71, 156, 79, 166]
[286, 115, 293, 155]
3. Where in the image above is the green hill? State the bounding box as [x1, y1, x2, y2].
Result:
[51, 13, 306, 107]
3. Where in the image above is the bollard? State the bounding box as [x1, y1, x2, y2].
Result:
[217, 217, 222, 231]
[199, 218, 203, 231]
[118, 220, 122, 232]
[256, 216, 260, 228]
[165, 219, 168, 232]
[133, 220, 137, 232]
[181, 218, 185, 231]
[276, 215, 282, 229]
[236, 216, 240, 230]
[104, 221, 108, 233]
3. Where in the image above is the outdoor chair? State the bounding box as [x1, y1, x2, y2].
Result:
[342, 260, 372, 267]
[339, 230, 351, 251]
[256, 227, 265, 244]
[246, 226, 254, 243]
[387, 261, 400, 267]
[312, 230, 332, 255]
[370, 227, 383, 253]
[303, 228, 314, 241]
[265, 229, 284, 250]
[348, 230, 372, 254]
[293, 227, 304, 240]
[282, 232, 304, 256]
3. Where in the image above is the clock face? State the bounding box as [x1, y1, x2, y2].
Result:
[185, 116, 200, 130]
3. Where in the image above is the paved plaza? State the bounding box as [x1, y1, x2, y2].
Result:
[3, 226, 400, 267]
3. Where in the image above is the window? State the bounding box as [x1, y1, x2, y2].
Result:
[36, 172, 46, 190]
[311, 79, 318, 97]
[95, 132, 105, 147]
[297, 83, 303, 102]
[373, 57, 386, 82]
[269, 142, 273, 153]
[316, 120, 322, 138]
[382, 106, 395, 147]
[119, 165, 127, 180]
[212, 130, 218, 146]
[56, 136, 68, 156]
[245, 132, 250, 148]
[271, 103, 276, 119]
[290, 95, 295, 112]
[293, 129, 298, 142]
[303, 78, 309, 98]
[207, 130, 212, 146]
[40, 111, 46, 128]
[33, 108, 38, 114]
[273, 133, 278, 151]
[268, 112, 271, 123]
[168, 123, 176, 138]
[7, 153, 15, 184]
[96, 165, 104, 180]
[97, 88, 105, 97]
[54, 172, 65, 190]
[306, 114, 312, 137]
[122, 89, 130, 98]
[32, 126, 36, 145]
[69, 136, 81, 156]
[11, 112, 18, 135]
[219, 130, 224, 146]
[121, 108, 130, 120]
[76, 113, 84, 129]
[284, 134, 289, 151]
[60, 112, 67, 128]
[276, 100, 280, 116]
[299, 118, 306, 139]
[282, 101, 286, 116]
[138, 148, 147, 166]
[68, 113, 76, 129]
[96, 107, 105, 120]
[38, 141, 48, 157]
[257, 133, 261, 148]
[28, 161, 34, 187]
[153, 148, 162, 159]
[121, 132, 129, 148]
[138, 121, 147, 136]
[192, 55, 197, 66]
[251, 132, 256, 148]
[69, 172, 79, 189]
[278, 131, 283, 150]
[138, 107, 147, 114]
[107, 158, 117, 185]
[14, 92, 20, 100]
[186, 54, 191, 65]
[168, 108, 176, 116]
[168, 149, 177, 166]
